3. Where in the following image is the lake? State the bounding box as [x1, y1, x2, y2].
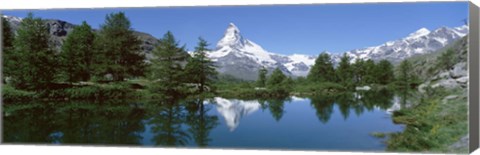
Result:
[2, 90, 407, 151]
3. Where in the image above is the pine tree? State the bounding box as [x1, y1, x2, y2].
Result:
[267, 68, 286, 88]
[266, 68, 290, 95]
[95, 12, 146, 81]
[256, 67, 268, 87]
[438, 49, 456, 71]
[184, 37, 218, 93]
[397, 59, 416, 88]
[150, 31, 188, 96]
[336, 53, 353, 88]
[60, 21, 95, 83]
[352, 58, 366, 85]
[307, 52, 335, 82]
[10, 13, 58, 90]
[2, 16, 15, 82]
[376, 60, 394, 85]
[363, 59, 377, 84]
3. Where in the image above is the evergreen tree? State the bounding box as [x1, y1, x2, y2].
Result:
[184, 37, 218, 93]
[438, 49, 456, 71]
[60, 21, 95, 83]
[256, 67, 268, 87]
[307, 52, 335, 82]
[336, 53, 353, 88]
[150, 31, 188, 96]
[2, 16, 15, 82]
[267, 68, 287, 88]
[266, 68, 291, 95]
[376, 60, 394, 85]
[363, 59, 377, 84]
[95, 12, 146, 81]
[352, 58, 366, 85]
[10, 13, 58, 90]
[397, 59, 416, 88]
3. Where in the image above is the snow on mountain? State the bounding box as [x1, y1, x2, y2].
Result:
[209, 23, 277, 66]
[208, 23, 316, 80]
[208, 22, 468, 80]
[341, 25, 468, 64]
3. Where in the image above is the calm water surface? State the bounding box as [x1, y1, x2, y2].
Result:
[3, 90, 407, 151]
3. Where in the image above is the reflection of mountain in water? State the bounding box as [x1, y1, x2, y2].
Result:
[213, 97, 261, 131]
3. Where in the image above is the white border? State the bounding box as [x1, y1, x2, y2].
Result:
[0, 0, 475, 155]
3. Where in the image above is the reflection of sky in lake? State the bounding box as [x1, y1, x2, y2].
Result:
[196, 97, 404, 151]
[4, 93, 406, 151]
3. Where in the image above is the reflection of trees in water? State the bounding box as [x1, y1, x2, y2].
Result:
[360, 89, 395, 110]
[3, 100, 147, 145]
[336, 92, 354, 120]
[308, 89, 396, 123]
[146, 98, 190, 146]
[185, 98, 219, 147]
[3, 103, 58, 143]
[265, 97, 290, 122]
[58, 101, 146, 145]
[310, 95, 335, 124]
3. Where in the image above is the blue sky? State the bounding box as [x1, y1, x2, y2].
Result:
[2, 2, 468, 55]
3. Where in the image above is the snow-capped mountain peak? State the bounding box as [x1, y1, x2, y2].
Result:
[216, 22, 244, 49]
[405, 27, 430, 40]
[208, 23, 316, 80]
[342, 25, 468, 64]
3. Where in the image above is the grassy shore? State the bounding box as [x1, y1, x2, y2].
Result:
[386, 87, 468, 153]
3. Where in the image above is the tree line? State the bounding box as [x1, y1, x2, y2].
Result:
[2, 12, 217, 97]
[255, 52, 419, 94]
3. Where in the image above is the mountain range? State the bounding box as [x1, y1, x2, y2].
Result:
[2, 15, 468, 80]
[208, 23, 468, 80]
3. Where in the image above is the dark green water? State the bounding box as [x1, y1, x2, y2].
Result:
[2, 90, 405, 151]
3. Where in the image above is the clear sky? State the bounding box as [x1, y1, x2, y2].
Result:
[2, 2, 468, 55]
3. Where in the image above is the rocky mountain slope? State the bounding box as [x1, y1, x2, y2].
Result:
[340, 25, 468, 64]
[411, 35, 468, 91]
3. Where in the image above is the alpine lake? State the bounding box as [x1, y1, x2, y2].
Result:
[2, 89, 413, 151]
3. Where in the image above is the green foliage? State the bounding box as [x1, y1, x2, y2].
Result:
[396, 59, 418, 88]
[437, 49, 456, 71]
[336, 53, 354, 89]
[376, 60, 395, 85]
[370, 132, 386, 138]
[363, 59, 377, 84]
[9, 13, 58, 90]
[94, 12, 146, 81]
[60, 21, 95, 83]
[266, 68, 286, 87]
[293, 82, 346, 95]
[2, 85, 37, 102]
[307, 52, 335, 82]
[352, 58, 366, 85]
[184, 37, 218, 94]
[2, 16, 15, 82]
[388, 88, 467, 153]
[266, 68, 291, 95]
[149, 31, 189, 97]
[256, 67, 268, 87]
[45, 83, 144, 100]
